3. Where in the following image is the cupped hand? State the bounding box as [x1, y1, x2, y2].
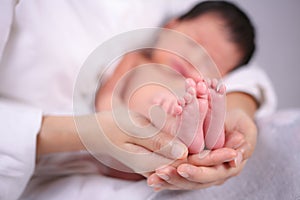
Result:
[147, 148, 239, 190]
[224, 109, 257, 160]
[147, 109, 257, 190]
[75, 105, 188, 175]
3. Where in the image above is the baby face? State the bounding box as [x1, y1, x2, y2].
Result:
[151, 12, 242, 77]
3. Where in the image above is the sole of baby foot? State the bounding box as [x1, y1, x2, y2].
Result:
[204, 78, 226, 150]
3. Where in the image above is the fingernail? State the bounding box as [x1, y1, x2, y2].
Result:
[224, 158, 234, 162]
[239, 146, 247, 154]
[171, 142, 186, 159]
[154, 188, 162, 192]
[149, 183, 162, 188]
[198, 150, 210, 159]
[157, 173, 170, 181]
[234, 152, 243, 167]
[178, 171, 189, 178]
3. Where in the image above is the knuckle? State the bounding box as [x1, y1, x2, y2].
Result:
[231, 168, 242, 177]
[152, 135, 164, 151]
[209, 153, 218, 164]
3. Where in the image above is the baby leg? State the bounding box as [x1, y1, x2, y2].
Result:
[204, 79, 226, 150]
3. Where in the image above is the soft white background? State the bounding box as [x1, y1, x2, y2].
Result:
[232, 0, 300, 109]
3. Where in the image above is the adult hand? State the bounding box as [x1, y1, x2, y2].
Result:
[147, 148, 238, 190]
[75, 105, 189, 175]
[147, 109, 257, 190]
[224, 109, 257, 161]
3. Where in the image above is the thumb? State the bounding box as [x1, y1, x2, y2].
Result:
[115, 108, 188, 160]
[131, 130, 188, 160]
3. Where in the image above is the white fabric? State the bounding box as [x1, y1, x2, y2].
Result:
[0, 0, 16, 61]
[0, 100, 42, 200]
[0, 0, 179, 115]
[223, 64, 277, 118]
[0, 1, 280, 200]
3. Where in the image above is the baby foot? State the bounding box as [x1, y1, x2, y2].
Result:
[152, 93, 183, 116]
[175, 78, 208, 154]
[204, 78, 226, 150]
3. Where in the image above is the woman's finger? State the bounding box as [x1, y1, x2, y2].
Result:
[147, 167, 225, 190]
[103, 107, 189, 161]
[188, 148, 237, 166]
[130, 131, 188, 160]
[224, 109, 257, 160]
[121, 110, 189, 160]
[224, 130, 245, 149]
[176, 161, 246, 183]
[119, 143, 175, 173]
[155, 166, 200, 190]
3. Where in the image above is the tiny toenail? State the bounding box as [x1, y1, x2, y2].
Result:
[216, 82, 223, 92]
[188, 87, 196, 94]
[178, 97, 185, 106]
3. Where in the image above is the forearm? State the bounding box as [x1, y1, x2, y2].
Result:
[36, 115, 85, 157]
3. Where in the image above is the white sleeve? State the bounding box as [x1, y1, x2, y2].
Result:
[0, 100, 42, 200]
[0, 0, 17, 62]
[1, 2, 41, 199]
[223, 64, 277, 118]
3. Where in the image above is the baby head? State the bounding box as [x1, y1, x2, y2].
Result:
[152, 1, 256, 77]
[177, 1, 256, 71]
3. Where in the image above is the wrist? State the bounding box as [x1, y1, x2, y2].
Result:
[37, 115, 85, 157]
[226, 92, 257, 119]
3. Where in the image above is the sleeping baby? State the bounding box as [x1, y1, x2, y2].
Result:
[96, 1, 255, 155]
